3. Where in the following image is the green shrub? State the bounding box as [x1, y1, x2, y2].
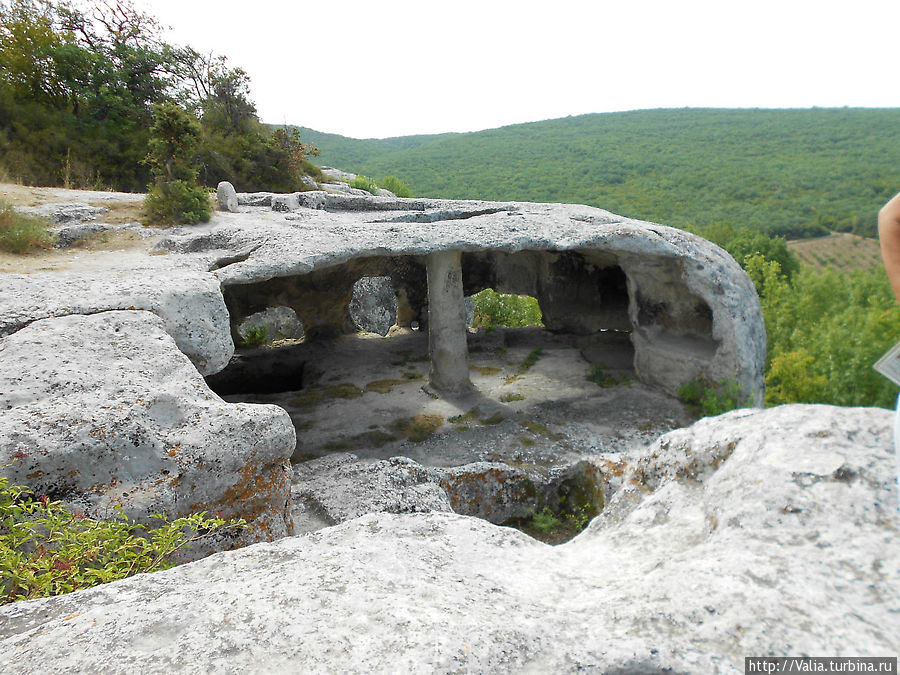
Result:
[145, 180, 211, 225]
[530, 506, 561, 533]
[350, 174, 379, 195]
[377, 175, 412, 198]
[238, 324, 268, 348]
[587, 364, 629, 387]
[300, 159, 324, 182]
[1, 473, 243, 604]
[0, 200, 53, 253]
[678, 376, 745, 417]
[144, 102, 210, 225]
[472, 289, 543, 329]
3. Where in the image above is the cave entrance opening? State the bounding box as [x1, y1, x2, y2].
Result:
[208, 249, 640, 405]
[205, 248, 698, 543]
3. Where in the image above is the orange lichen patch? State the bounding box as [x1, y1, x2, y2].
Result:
[196, 455, 291, 541]
[711, 441, 737, 469]
[166, 444, 181, 458]
[439, 467, 538, 520]
[600, 459, 628, 478]
[26, 471, 44, 479]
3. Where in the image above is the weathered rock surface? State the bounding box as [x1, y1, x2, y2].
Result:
[348, 276, 397, 335]
[0, 311, 296, 551]
[2, 404, 896, 672]
[290, 453, 452, 532]
[291, 452, 604, 531]
[6, 188, 758, 404]
[150, 193, 765, 402]
[322, 181, 371, 196]
[236, 192, 272, 207]
[0, 266, 233, 376]
[216, 181, 238, 212]
[18, 201, 108, 224]
[236, 305, 304, 344]
[319, 166, 356, 182]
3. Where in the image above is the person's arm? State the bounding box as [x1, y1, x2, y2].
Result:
[879, 191, 900, 304]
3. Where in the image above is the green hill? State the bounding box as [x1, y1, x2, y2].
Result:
[300, 108, 900, 239]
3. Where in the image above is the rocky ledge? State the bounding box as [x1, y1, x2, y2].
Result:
[0, 186, 766, 546]
[1, 404, 897, 673]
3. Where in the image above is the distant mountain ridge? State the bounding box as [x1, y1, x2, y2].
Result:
[298, 108, 900, 239]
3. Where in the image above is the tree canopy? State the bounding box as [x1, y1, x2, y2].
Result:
[0, 0, 317, 192]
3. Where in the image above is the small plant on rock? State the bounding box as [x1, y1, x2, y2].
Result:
[1, 472, 244, 604]
[238, 324, 268, 348]
[587, 364, 630, 387]
[678, 376, 745, 417]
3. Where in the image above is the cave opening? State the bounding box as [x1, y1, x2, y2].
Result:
[207, 249, 643, 400]
[204, 248, 704, 542]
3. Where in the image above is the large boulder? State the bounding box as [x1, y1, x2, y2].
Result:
[0, 268, 233, 376]
[216, 181, 238, 212]
[236, 306, 304, 344]
[0, 311, 295, 553]
[2, 404, 895, 672]
[349, 276, 398, 335]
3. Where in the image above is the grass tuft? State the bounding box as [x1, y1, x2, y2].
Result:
[390, 414, 445, 442]
[0, 200, 53, 253]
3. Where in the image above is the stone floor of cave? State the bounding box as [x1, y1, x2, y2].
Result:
[221, 326, 697, 470]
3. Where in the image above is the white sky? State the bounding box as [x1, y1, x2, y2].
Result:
[137, 0, 899, 139]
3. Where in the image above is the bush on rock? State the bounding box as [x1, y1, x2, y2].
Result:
[0, 472, 243, 604]
[144, 102, 211, 225]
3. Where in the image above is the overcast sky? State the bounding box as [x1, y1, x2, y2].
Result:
[137, 0, 899, 139]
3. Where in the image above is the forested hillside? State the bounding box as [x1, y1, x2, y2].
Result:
[302, 108, 900, 239]
[0, 0, 319, 194]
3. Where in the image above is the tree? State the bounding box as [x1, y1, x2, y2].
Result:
[143, 101, 209, 224]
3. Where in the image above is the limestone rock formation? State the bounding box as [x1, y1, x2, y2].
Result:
[349, 276, 398, 335]
[216, 181, 238, 212]
[2, 404, 896, 672]
[18, 202, 108, 223]
[290, 454, 453, 532]
[0, 266, 233, 376]
[319, 166, 356, 182]
[0, 311, 296, 552]
[183, 193, 766, 402]
[0, 185, 768, 579]
[237, 306, 304, 344]
[290, 453, 604, 532]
